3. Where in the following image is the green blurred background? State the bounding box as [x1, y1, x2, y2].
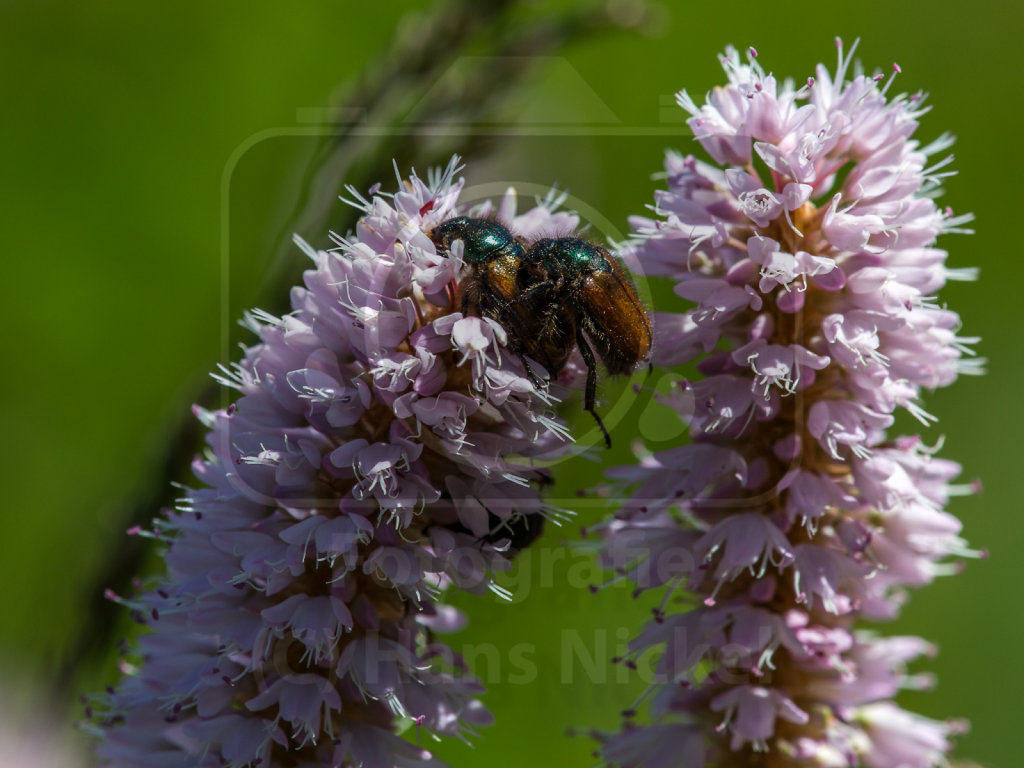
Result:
[1, 0, 1018, 765]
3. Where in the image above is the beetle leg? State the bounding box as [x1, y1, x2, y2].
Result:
[519, 355, 547, 389]
[575, 327, 611, 448]
[516, 278, 554, 303]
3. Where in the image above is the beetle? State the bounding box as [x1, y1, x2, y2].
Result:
[430, 217, 652, 447]
[430, 216, 528, 321]
[518, 236, 652, 446]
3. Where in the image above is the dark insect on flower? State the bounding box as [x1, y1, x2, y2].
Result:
[431, 216, 652, 447]
[431, 505, 547, 556]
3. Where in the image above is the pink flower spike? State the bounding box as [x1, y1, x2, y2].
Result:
[597, 40, 978, 768]
[89, 160, 575, 767]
